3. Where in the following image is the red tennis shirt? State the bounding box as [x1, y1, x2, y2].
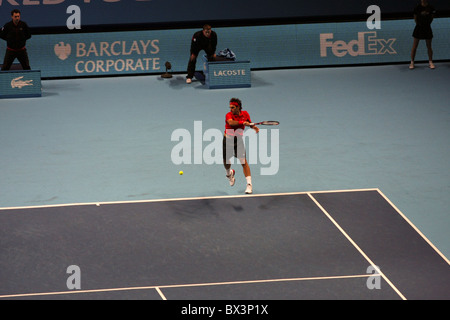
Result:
[225, 110, 251, 136]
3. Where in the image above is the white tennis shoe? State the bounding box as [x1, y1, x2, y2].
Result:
[245, 184, 253, 194]
[227, 169, 235, 186]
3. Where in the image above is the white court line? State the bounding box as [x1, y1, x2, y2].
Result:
[155, 287, 167, 300]
[1, 188, 446, 299]
[376, 189, 450, 266]
[2, 187, 446, 265]
[0, 188, 379, 211]
[0, 274, 373, 299]
[307, 192, 407, 300]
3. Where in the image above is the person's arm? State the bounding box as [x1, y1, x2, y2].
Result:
[246, 122, 259, 133]
[0, 24, 7, 41]
[190, 32, 200, 55]
[430, 7, 436, 24]
[212, 32, 218, 58]
[227, 118, 242, 126]
[23, 22, 31, 40]
[413, 5, 418, 24]
[244, 112, 259, 133]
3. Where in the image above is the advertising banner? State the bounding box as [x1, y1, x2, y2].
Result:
[1, 18, 448, 79]
[0, 70, 42, 98]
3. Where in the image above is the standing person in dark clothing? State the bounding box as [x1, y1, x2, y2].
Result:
[186, 24, 217, 84]
[410, 0, 436, 69]
[1, 9, 32, 71]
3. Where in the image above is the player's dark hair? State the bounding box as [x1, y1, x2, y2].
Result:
[230, 98, 242, 110]
[11, 9, 21, 16]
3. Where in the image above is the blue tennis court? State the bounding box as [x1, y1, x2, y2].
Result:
[1, 64, 449, 302]
[0, 189, 448, 300]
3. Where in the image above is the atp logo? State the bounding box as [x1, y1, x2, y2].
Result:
[54, 42, 72, 60]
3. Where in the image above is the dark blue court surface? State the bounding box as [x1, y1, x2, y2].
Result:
[0, 189, 448, 300]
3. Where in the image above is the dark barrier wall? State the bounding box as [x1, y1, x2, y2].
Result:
[0, 0, 449, 29]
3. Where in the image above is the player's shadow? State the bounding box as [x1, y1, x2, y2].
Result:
[251, 74, 273, 87]
[159, 72, 273, 89]
[158, 75, 204, 90]
[41, 81, 82, 97]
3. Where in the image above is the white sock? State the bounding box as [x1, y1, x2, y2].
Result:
[226, 168, 232, 176]
[246, 176, 252, 185]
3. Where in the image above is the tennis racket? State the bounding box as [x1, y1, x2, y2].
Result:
[249, 121, 279, 126]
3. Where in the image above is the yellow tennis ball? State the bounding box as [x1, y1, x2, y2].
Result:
[179, 170, 184, 175]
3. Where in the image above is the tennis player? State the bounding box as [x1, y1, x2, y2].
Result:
[410, 0, 436, 69]
[223, 98, 259, 194]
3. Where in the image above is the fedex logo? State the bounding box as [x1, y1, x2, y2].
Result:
[320, 32, 396, 57]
